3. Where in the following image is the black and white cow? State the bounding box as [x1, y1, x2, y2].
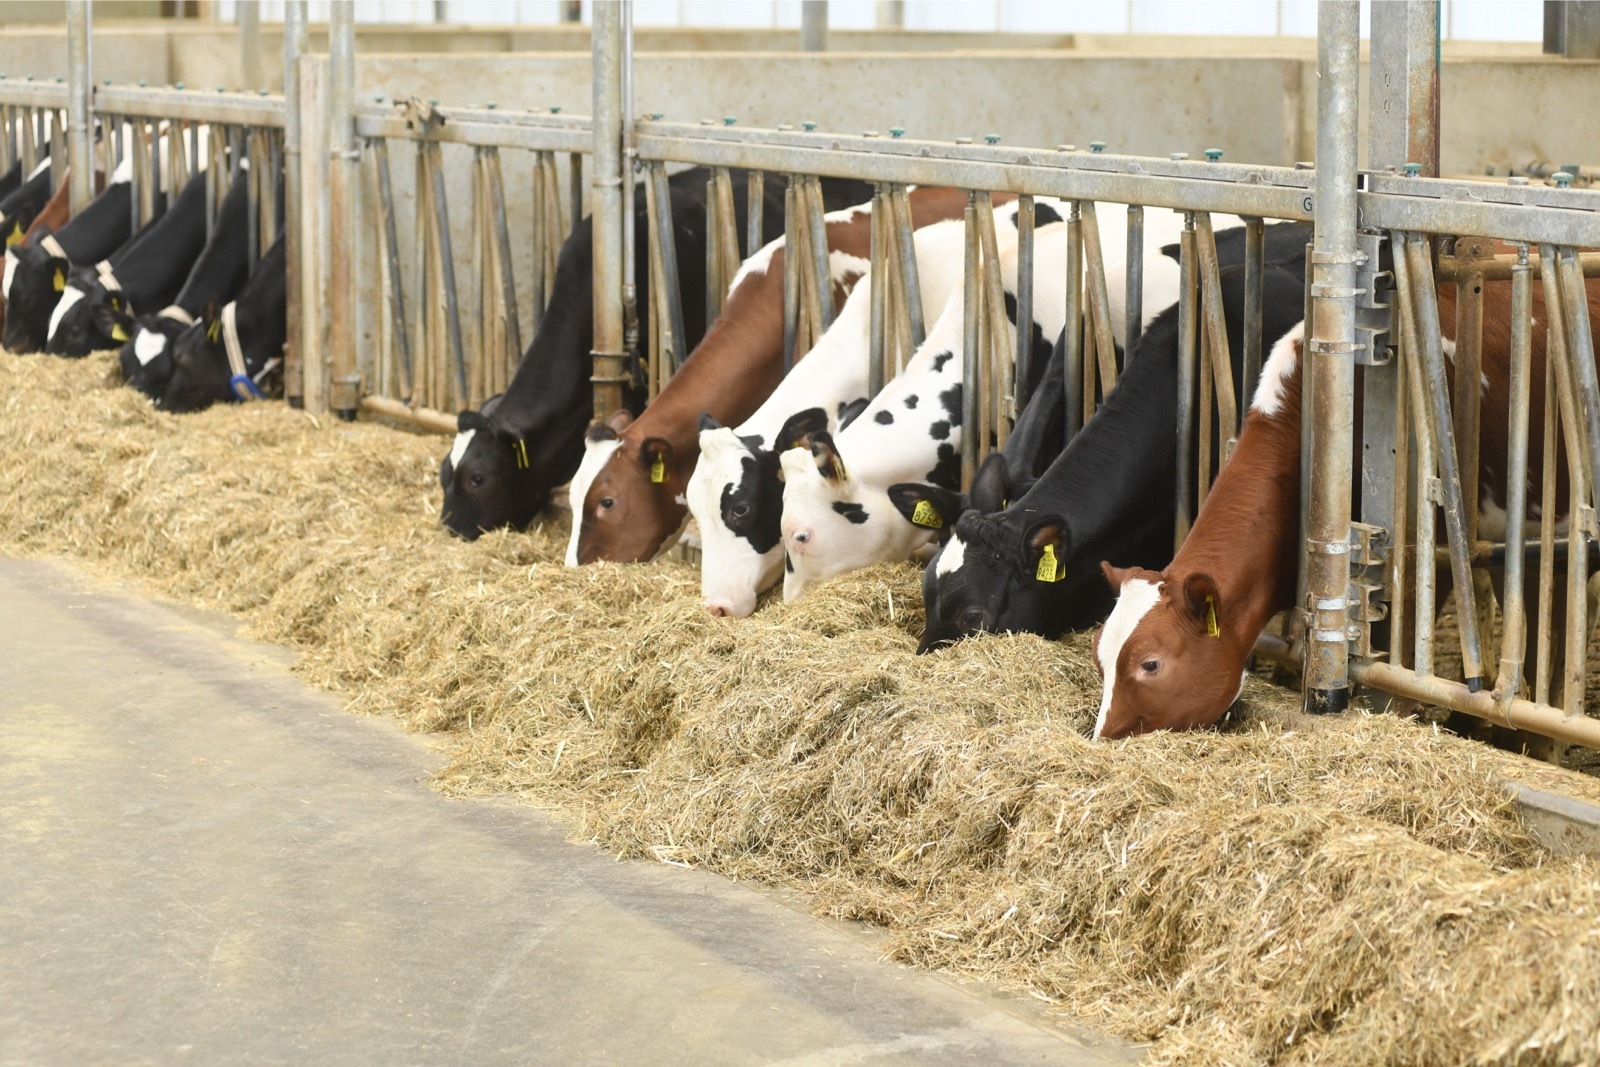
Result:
[0, 159, 22, 203]
[0, 158, 55, 249]
[439, 167, 875, 540]
[2, 156, 153, 354]
[901, 257, 1309, 653]
[159, 230, 286, 414]
[120, 165, 253, 396]
[47, 166, 212, 358]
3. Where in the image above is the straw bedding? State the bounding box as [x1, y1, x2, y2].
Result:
[6, 348, 1600, 1064]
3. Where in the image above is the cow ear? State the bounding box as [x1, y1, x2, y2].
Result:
[458, 409, 492, 434]
[1100, 560, 1139, 591]
[886, 482, 963, 540]
[1024, 516, 1070, 582]
[586, 418, 618, 443]
[775, 406, 829, 452]
[807, 430, 848, 484]
[640, 436, 672, 483]
[1182, 573, 1223, 637]
[604, 409, 634, 434]
[969, 452, 1012, 514]
[698, 412, 723, 433]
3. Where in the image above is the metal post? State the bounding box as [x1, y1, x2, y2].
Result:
[620, 0, 638, 367]
[875, 0, 905, 28]
[1495, 246, 1533, 706]
[590, 2, 627, 420]
[327, 3, 360, 420]
[1014, 194, 1036, 410]
[239, 0, 263, 92]
[801, 1, 829, 51]
[283, 0, 308, 408]
[1175, 212, 1198, 545]
[65, 0, 92, 216]
[1564, 1, 1600, 58]
[1304, 0, 1361, 714]
[1124, 204, 1144, 352]
[961, 191, 980, 487]
[1062, 203, 1084, 439]
[1369, 0, 1440, 179]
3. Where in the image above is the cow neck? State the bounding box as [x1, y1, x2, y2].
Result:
[106, 174, 210, 309]
[172, 172, 252, 314]
[484, 255, 595, 440]
[55, 180, 133, 263]
[1166, 361, 1303, 648]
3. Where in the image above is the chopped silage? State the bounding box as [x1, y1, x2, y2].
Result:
[6, 348, 1600, 1064]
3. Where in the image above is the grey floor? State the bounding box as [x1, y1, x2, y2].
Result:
[0, 556, 1138, 1067]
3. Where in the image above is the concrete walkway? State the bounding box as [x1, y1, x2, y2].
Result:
[0, 556, 1137, 1067]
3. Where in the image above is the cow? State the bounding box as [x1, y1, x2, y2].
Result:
[439, 169, 875, 541]
[903, 227, 1311, 653]
[1093, 267, 1600, 740]
[565, 186, 976, 568]
[688, 198, 1052, 618]
[0, 157, 56, 250]
[120, 164, 253, 398]
[47, 165, 213, 357]
[1, 168, 74, 344]
[0, 158, 21, 202]
[158, 230, 286, 414]
[2, 154, 153, 354]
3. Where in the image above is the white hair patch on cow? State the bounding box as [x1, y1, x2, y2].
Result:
[564, 437, 622, 568]
[1094, 576, 1164, 741]
[25, 156, 51, 181]
[133, 328, 168, 365]
[727, 198, 876, 294]
[47, 284, 85, 342]
[448, 428, 476, 471]
[1249, 321, 1305, 418]
[828, 250, 871, 285]
[2, 250, 17, 301]
[111, 153, 133, 185]
[935, 534, 967, 578]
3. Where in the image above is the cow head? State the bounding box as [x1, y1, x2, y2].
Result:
[777, 431, 914, 601]
[2, 237, 69, 354]
[46, 265, 132, 357]
[158, 306, 229, 413]
[566, 411, 688, 566]
[1093, 564, 1246, 740]
[119, 315, 189, 398]
[439, 398, 552, 540]
[689, 407, 829, 618]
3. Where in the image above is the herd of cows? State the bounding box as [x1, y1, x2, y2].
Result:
[4, 144, 1594, 742]
[0, 141, 286, 414]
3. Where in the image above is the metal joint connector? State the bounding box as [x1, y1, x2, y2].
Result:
[1308, 538, 1351, 556]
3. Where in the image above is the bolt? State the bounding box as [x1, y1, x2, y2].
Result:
[1554, 171, 1573, 188]
[1403, 162, 1422, 177]
[54, 76, 63, 83]
[955, 136, 972, 145]
[549, 105, 561, 113]
[649, 112, 662, 120]
[1562, 163, 1581, 176]
[985, 134, 1001, 145]
[801, 121, 817, 131]
[1056, 144, 1075, 152]
[1170, 152, 1188, 161]
[723, 116, 736, 126]
[1089, 141, 1106, 153]
[429, 98, 439, 106]
[137, 80, 146, 87]
[104, 79, 112, 85]
[700, 117, 714, 125]
[863, 130, 878, 138]
[259, 88, 269, 96]
[1507, 175, 1529, 186]
[174, 81, 185, 89]
[1294, 160, 1314, 170]
[777, 123, 794, 131]
[1204, 148, 1223, 161]
[375, 95, 385, 102]
[889, 127, 904, 138]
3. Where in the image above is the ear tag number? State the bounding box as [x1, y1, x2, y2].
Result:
[111, 323, 129, 342]
[1035, 543, 1064, 583]
[911, 500, 943, 529]
[1206, 595, 1220, 637]
[207, 318, 221, 343]
[52, 268, 65, 292]
[650, 454, 666, 483]
[513, 439, 529, 469]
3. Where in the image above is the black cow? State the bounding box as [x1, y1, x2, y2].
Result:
[48, 167, 212, 357]
[121, 165, 253, 397]
[159, 230, 286, 414]
[897, 232, 1310, 652]
[439, 168, 876, 541]
[0, 158, 55, 249]
[2, 169, 159, 354]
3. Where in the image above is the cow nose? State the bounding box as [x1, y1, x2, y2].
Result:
[705, 601, 731, 618]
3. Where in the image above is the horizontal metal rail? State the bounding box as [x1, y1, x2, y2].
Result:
[356, 102, 590, 153]
[0, 78, 70, 109]
[94, 84, 285, 128]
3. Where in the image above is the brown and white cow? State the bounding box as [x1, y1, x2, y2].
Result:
[565, 186, 973, 567]
[1094, 268, 1600, 741]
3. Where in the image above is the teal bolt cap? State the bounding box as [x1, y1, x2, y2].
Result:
[723, 116, 736, 126]
[137, 80, 145, 87]
[1403, 162, 1422, 176]
[801, 121, 817, 131]
[104, 79, 112, 85]
[549, 104, 561, 113]
[984, 134, 1001, 145]
[648, 112, 662, 120]
[485, 102, 497, 109]
[174, 81, 185, 89]
[55, 76, 63, 83]
[258, 88, 269, 96]
[1090, 140, 1106, 153]
[1554, 171, 1573, 188]
[375, 95, 385, 102]
[1204, 148, 1223, 161]
[890, 127, 904, 138]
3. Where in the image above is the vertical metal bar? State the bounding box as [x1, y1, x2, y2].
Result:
[643, 167, 668, 397]
[804, 175, 834, 329]
[1124, 204, 1144, 352]
[1535, 297, 1560, 707]
[1303, 0, 1362, 712]
[705, 170, 721, 327]
[246, 127, 262, 264]
[746, 169, 764, 260]
[890, 185, 925, 349]
[239, 0, 264, 91]
[1062, 202, 1084, 439]
[961, 191, 980, 488]
[327, 3, 359, 418]
[976, 192, 1012, 446]
[66, 0, 93, 216]
[529, 153, 546, 337]
[1175, 212, 1199, 545]
[1014, 194, 1036, 411]
[472, 147, 488, 404]
[1242, 218, 1265, 427]
[569, 151, 583, 234]
[1557, 246, 1600, 507]
[1392, 242, 1437, 677]
[1079, 201, 1117, 394]
[1196, 212, 1238, 453]
[1453, 252, 1484, 545]
[1496, 247, 1533, 706]
[372, 137, 412, 400]
[801, 0, 829, 50]
[619, 0, 637, 370]
[590, 1, 626, 419]
[282, 3, 307, 404]
[427, 143, 468, 408]
[650, 163, 686, 373]
[868, 184, 888, 398]
[487, 148, 521, 368]
[415, 141, 434, 408]
[715, 168, 738, 295]
[782, 177, 800, 371]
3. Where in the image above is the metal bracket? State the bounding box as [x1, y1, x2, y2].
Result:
[1348, 520, 1390, 566]
[1347, 521, 1390, 660]
[1354, 230, 1394, 366]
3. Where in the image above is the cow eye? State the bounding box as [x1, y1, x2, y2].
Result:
[957, 608, 986, 634]
[468, 473, 486, 489]
[729, 502, 750, 521]
[793, 529, 811, 544]
[599, 497, 615, 510]
[1140, 659, 1160, 675]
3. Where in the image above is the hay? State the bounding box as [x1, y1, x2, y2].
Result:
[7, 348, 1600, 1064]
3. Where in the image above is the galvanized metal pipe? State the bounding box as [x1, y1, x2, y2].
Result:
[705, 170, 721, 327]
[281, 3, 307, 405]
[1014, 194, 1036, 411]
[239, 0, 263, 91]
[65, 0, 92, 216]
[1062, 203, 1084, 439]
[782, 177, 800, 371]
[746, 168, 764, 264]
[372, 137, 413, 400]
[1175, 213, 1198, 546]
[619, 0, 636, 367]
[801, 0, 829, 51]
[961, 192, 980, 487]
[1196, 212, 1238, 451]
[1495, 246, 1533, 707]
[1303, 0, 1361, 713]
[487, 147, 521, 368]
[868, 184, 888, 398]
[890, 185, 925, 349]
[1556, 245, 1600, 510]
[804, 175, 834, 330]
[327, 3, 360, 419]
[649, 162, 686, 373]
[427, 143, 468, 407]
[1124, 204, 1144, 352]
[589, 1, 627, 419]
[1392, 246, 1438, 678]
[1079, 201, 1116, 395]
[1242, 217, 1265, 427]
[1351, 660, 1600, 750]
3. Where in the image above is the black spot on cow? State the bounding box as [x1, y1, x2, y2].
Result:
[904, 394, 919, 409]
[1003, 291, 1050, 396]
[926, 443, 960, 490]
[931, 351, 953, 373]
[837, 396, 870, 429]
[744, 433, 765, 449]
[1032, 202, 1063, 227]
[832, 501, 869, 525]
[938, 382, 963, 429]
[721, 453, 782, 554]
[929, 420, 951, 440]
[873, 410, 894, 425]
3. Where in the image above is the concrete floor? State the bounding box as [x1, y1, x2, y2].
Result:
[0, 556, 1138, 1067]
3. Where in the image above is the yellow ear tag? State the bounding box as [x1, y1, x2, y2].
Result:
[1035, 543, 1064, 583]
[650, 454, 666, 483]
[910, 499, 943, 529]
[207, 318, 221, 343]
[6, 221, 22, 247]
[1206, 595, 1220, 637]
[52, 268, 65, 292]
[514, 438, 529, 469]
[111, 323, 129, 342]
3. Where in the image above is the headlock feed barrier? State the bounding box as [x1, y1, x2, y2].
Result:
[14, 0, 1600, 758]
